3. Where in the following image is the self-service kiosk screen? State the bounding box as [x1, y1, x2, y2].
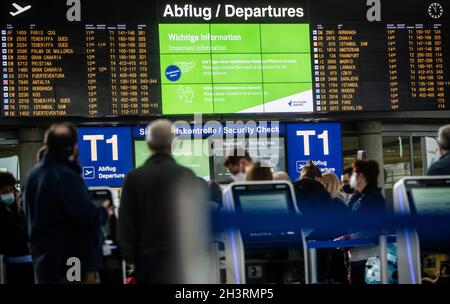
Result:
[233, 184, 295, 215]
[238, 192, 290, 214]
[90, 189, 113, 208]
[410, 187, 450, 215]
[232, 184, 298, 243]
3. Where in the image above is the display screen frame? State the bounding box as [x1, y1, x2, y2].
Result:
[1, 0, 449, 121]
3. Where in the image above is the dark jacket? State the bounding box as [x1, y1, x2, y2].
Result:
[0, 201, 29, 257]
[350, 185, 386, 238]
[24, 153, 107, 283]
[293, 179, 333, 215]
[427, 152, 450, 176]
[351, 185, 386, 215]
[331, 196, 349, 215]
[347, 191, 361, 211]
[118, 153, 198, 283]
[293, 179, 337, 240]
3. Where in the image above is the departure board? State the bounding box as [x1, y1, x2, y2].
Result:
[311, 23, 449, 112]
[0, 0, 449, 118]
[2, 24, 159, 117]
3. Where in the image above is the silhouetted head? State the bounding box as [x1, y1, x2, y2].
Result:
[44, 123, 78, 161]
[437, 124, 450, 156]
[146, 119, 175, 155]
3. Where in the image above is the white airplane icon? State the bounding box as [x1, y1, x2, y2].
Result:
[10, 3, 32, 16]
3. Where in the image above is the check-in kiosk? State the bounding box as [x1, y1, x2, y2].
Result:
[221, 181, 308, 284]
[393, 177, 450, 284]
[89, 187, 125, 284]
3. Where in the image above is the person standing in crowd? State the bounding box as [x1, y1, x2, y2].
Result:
[322, 172, 348, 213]
[348, 160, 386, 284]
[223, 148, 253, 182]
[321, 172, 351, 283]
[341, 167, 354, 197]
[118, 119, 203, 284]
[293, 162, 338, 283]
[427, 124, 450, 175]
[293, 160, 332, 215]
[24, 123, 110, 284]
[344, 166, 362, 210]
[245, 161, 273, 181]
[349, 160, 386, 215]
[0, 172, 34, 284]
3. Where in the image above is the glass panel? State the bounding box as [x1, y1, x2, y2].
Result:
[383, 136, 411, 202]
[342, 136, 358, 173]
[0, 143, 20, 182]
[413, 137, 424, 176]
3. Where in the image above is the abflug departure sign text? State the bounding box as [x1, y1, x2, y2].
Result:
[162, 4, 305, 21]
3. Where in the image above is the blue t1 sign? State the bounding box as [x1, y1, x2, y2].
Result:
[77, 127, 133, 187]
[286, 123, 343, 181]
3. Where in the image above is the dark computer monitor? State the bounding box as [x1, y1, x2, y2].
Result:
[402, 178, 450, 250]
[89, 188, 114, 208]
[230, 182, 298, 244]
[404, 178, 450, 216]
[232, 183, 296, 215]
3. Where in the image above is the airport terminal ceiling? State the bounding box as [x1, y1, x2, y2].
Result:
[0, 0, 449, 124]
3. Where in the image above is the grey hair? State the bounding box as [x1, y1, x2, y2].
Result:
[438, 124, 450, 150]
[146, 119, 175, 152]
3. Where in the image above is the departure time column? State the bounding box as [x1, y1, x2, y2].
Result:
[85, 25, 110, 117]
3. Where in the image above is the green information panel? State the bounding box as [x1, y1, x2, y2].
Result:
[159, 23, 313, 114]
[134, 139, 210, 179]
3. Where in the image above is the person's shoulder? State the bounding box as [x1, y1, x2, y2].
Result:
[364, 187, 386, 205]
[26, 162, 54, 183]
[175, 163, 197, 180]
[427, 157, 450, 175]
[27, 162, 43, 178]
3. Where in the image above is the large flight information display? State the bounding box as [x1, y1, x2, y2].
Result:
[0, 0, 449, 118]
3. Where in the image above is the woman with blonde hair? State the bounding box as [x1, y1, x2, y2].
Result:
[322, 172, 348, 212]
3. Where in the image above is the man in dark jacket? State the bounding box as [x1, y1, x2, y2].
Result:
[24, 123, 109, 283]
[118, 119, 202, 284]
[427, 124, 450, 176]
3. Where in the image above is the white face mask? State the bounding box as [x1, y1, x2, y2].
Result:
[232, 172, 246, 182]
[350, 173, 358, 190]
[1, 193, 15, 206]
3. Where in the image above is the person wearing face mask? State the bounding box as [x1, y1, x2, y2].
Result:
[349, 160, 385, 215]
[341, 167, 354, 197]
[347, 160, 386, 284]
[346, 170, 362, 211]
[24, 123, 110, 284]
[0, 172, 35, 284]
[427, 124, 450, 176]
[223, 148, 253, 182]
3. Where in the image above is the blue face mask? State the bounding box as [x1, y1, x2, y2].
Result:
[1, 193, 15, 206]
